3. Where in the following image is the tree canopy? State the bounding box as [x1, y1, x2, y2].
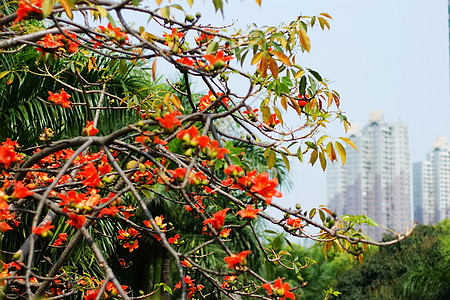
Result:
[0, 0, 411, 299]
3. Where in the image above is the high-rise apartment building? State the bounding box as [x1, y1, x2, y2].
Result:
[413, 137, 450, 225]
[327, 111, 411, 240]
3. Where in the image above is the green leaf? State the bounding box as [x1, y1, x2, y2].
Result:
[296, 147, 303, 162]
[319, 151, 327, 171]
[280, 152, 290, 171]
[119, 59, 127, 75]
[212, 0, 224, 14]
[267, 150, 276, 169]
[261, 106, 271, 124]
[319, 209, 325, 222]
[305, 141, 317, 150]
[273, 106, 283, 126]
[308, 69, 323, 82]
[309, 208, 316, 219]
[264, 229, 278, 234]
[309, 149, 318, 166]
[160, 6, 170, 20]
[42, 0, 54, 18]
[284, 237, 294, 251]
[273, 236, 282, 250]
[335, 141, 346, 165]
[97, 6, 108, 18]
[317, 135, 328, 146]
[206, 41, 219, 54]
[299, 76, 307, 95]
[0, 71, 10, 80]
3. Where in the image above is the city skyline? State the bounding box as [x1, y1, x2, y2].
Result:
[413, 137, 450, 225]
[327, 111, 411, 240]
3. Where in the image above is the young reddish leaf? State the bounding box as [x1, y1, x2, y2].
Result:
[268, 57, 279, 78]
[272, 51, 291, 67]
[273, 106, 283, 126]
[255, 0, 262, 6]
[259, 56, 268, 78]
[335, 141, 346, 165]
[187, 0, 194, 7]
[318, 17, 330, 30]
[309, 149, 318, 166]
[319, 151, 326, 171]
[320, 12, 333, 19]
[59, 0, 73, 20]
[171, 94, 184, 111]
[152, 58, 157, 81]
[327, 91, 333, 108]
[294, 70, 305, 79]
[280, 95, 287, 110]
[326, 141, 337, 162]
[155, 0, 162, 5]
[298, 27, 311, 52]
[339, 137, 358, 151]
[251, 52, 264, 65]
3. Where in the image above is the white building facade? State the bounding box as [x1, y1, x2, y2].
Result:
[327, 111, 411, 240]
[413, 137, 450, 225]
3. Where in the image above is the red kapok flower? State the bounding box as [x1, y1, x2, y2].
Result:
[52, 233, 68, 246]
[14, 0, 43, 24]
[203, 50, 233, 69]
[286, 217, 303, 228]
[298, 94, 309, 107]
[83, 289, 100, 300]
[224, 250, 251, 269]
[266, 113, 280, 127]
[36, 33, 64, 53]
[203, 208, 229, 231]
[250, 172, 282, 204]
[78, 163, 102, 188]
[236, 205, 262, 219]
[155, 111, 182, 132]
[11, 181, 34, 200]
[48, 89, 72, 108]
[32, 221, 54, 236]
[82, 121, 99, 136]
[224, 165, 244, 178]
[262, 277, 295, 300]
[66, 213, 86, 229]
[168, 234, 180, 244]
[0, 139, 23, 168]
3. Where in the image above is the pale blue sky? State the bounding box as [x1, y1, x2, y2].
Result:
[183, 0, 450, 211]
[135, 0, 450, 213]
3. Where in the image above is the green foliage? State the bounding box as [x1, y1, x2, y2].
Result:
[332, 221, 450, 300]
